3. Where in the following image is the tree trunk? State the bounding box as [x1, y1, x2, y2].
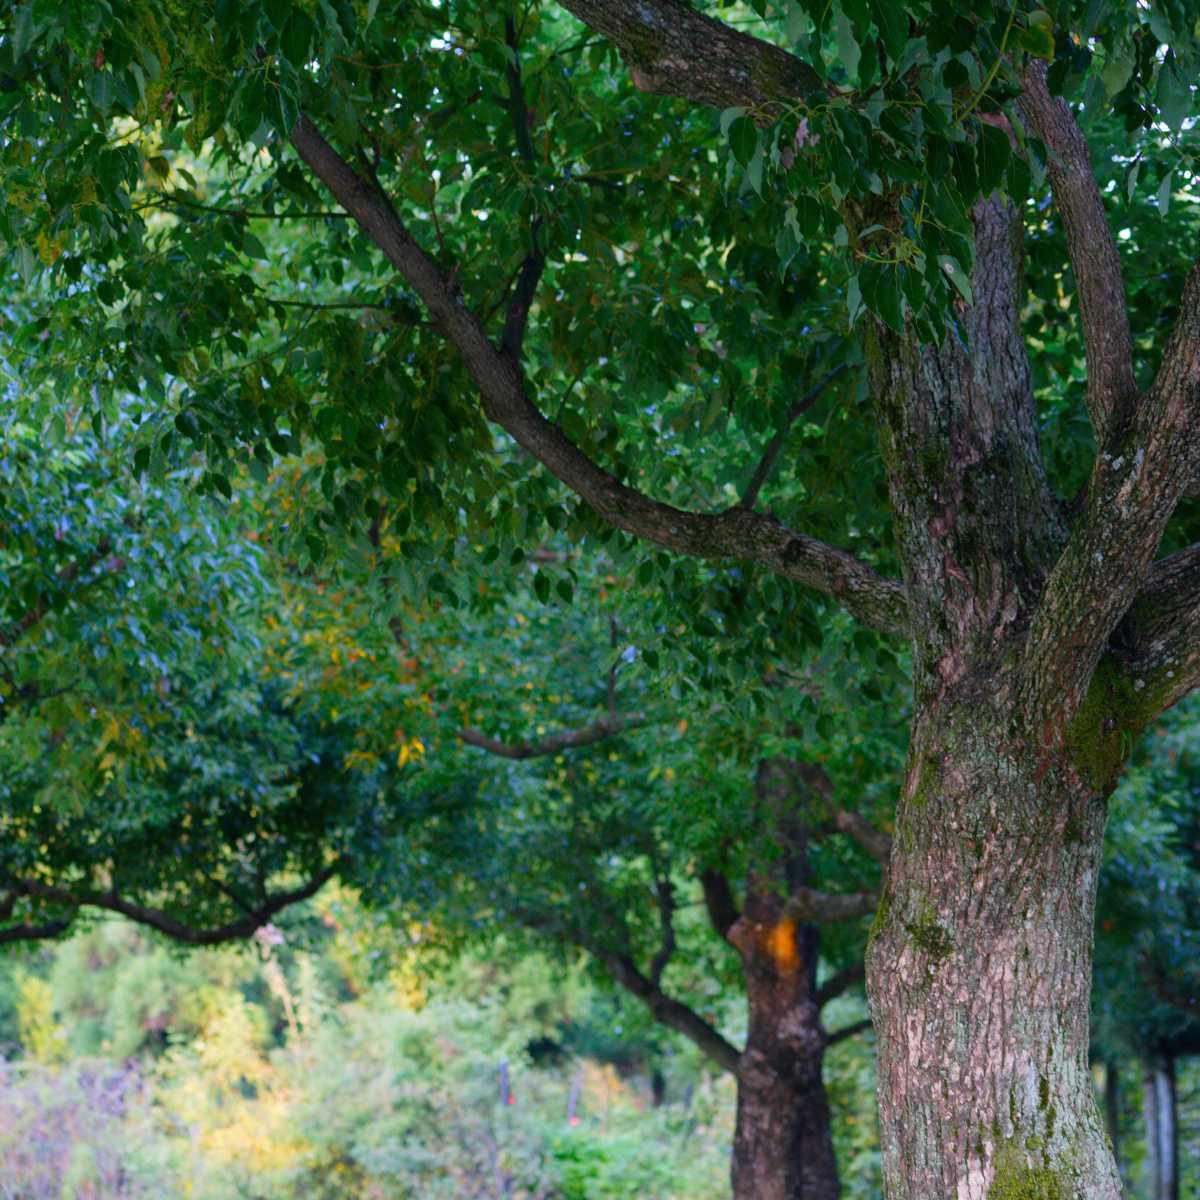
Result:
[730, 920, 839, 1200]
[865, 696, 1123, 1199]
[1103, 1060, 1122, 1181]
[1142, 1054, 1178, 1200]
[728, 761, 842, 1200]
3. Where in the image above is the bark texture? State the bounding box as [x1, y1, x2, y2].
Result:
[865, 695, 1119, 1199]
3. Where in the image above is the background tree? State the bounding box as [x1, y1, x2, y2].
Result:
[5, 1, 1200, 1195]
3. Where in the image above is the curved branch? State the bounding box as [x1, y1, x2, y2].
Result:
[287, 116, 909, 636]
[602, 950, 742, 1076]
[815, 962, 865, 1008]
[830, 808, 893, 864]
[460, 712, 646, 759]
[4, 866, 337, 947]
[557, 0, 824, 114]
[1020, 61, 1136, 444]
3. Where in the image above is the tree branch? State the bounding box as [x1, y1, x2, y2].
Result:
[557, 0, 825, 114]
[1020, 262, 1200, 731]
[784, 885, 877, 924]
[829, 808, 893, 864]
[647, 871, 676, 988]
[459, 712, 646, 759]
[3, 866, 337, 947]
[287, 115, 910, 637]
[738, 364, 847, 510]
[601, 950, 743, 1076]
[0, 539, 116, 648]
[699, 868, 740, 940]
[825, 1017, 873, 1046]
[815, 962, 865, 1008]
[1020, 62, 1135, 444]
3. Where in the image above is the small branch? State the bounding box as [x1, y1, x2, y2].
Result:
[815, 962, 864, 1007]
[698, 868, 740, 940]
[0, 539, 115, 648]
[499, 15, 545, 360]
[647, 870, 676, 988]
[830, 809, 893, 864]
[825, 1017, 873, 1047]
[459, 713, 646, 759]
[784, 885, 877, 924]
[140, 195, 350, 220]
[5, 866, 337, 947]
[738, 365, 847, 510]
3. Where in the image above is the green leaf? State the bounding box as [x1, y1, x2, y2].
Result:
[860, 262, 902, 332]
[1155, 56, 1191, 133]
[940, 256, 973, 305]
[1157, 170, 1172, 216]
[728, 116, 758, 167]
[1020, 10, 1055, 60]
[833, 3, 861, 80]
[976, 122, 1010, 198]
[533, 571, 550, 603]
[871, 0, 908, 62]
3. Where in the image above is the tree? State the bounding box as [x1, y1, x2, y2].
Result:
[5, 1, 1200, 1195]
[395, 585, 903, 1200]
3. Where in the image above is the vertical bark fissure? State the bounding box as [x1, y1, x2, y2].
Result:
[868, 198, 1064, 702]
[866, 700, 1121, 1198]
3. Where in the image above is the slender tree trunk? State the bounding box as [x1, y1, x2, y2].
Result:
[1142, 1054, 1178, 1200]
[865, 696, 1123, 1199]
[1103, 1060, 1122, 1180]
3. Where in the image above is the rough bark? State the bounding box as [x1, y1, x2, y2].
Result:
[862, 195, 1127, 1196]
[865, 693, 1120, 1199]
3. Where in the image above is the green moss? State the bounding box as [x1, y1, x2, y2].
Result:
[1065, 659, 1159, 794]
[1062, 813, 1083, 844]
[867, 884, 892, 949]
[988, 1150, 1068, 1200]
[904, 902, 953, 962]
[1038, 1075, 1056, 1140]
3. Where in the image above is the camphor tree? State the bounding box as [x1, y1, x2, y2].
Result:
[4, 0, 1200, 1196]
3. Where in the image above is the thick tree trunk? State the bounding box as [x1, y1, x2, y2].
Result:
[865, 696, 1122, 1199]
[730, 921, 839, 1200]
[1142, 1055, 1178, 1200]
